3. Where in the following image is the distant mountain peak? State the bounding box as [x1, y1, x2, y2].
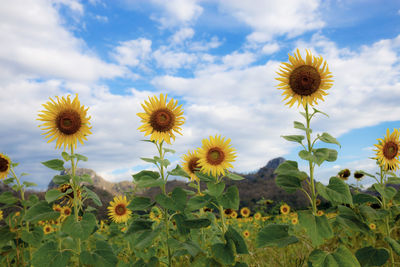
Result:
[256, 157, 286, 178]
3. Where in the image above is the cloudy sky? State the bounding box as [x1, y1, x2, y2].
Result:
[1, 0, 400, 190]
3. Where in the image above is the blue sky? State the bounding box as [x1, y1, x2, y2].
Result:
[1, 0, 400, 190]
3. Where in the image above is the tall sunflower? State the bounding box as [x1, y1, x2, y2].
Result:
[137, 94, 184, 144]
[0, 153, 11, 180]
[107, 195, 132, 223]
[276, 49, 333, 107]
[197, 135, 236, 177]
[374, 128, 400, 171]
[37, 94, 92, 150]
[181, 150, 200, 181]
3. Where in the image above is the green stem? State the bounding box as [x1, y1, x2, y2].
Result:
[218, 205, 227, 234]
[305, 104, 317, 215]
[70, 147, 81, 263]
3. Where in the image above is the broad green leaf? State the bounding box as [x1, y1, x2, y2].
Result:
[173, 214, 190, 235]
[21, 226, 43, 247]
[299, 150, 316, 162]
[168, 164, 190, 179]
[355, 246, 389, 267]
[281, 135, 305, 144]
[385, 237, 400, 256]
[187, 195, 211, 211]
[24, 201, 60, 223]
[0, 191, 18, 204]
[313, 148, 338, 165]
[316, 177, 353, 205]
[80, 240, 118, 267]
[136, 177, 166, 188]
[373, 184, 397, 200]
[126, 219, 153, 235]
[61, 152, 70, 161]
[134, 229, 161, 249]
[74, 153, 88, 162]
[195, 171, 215, 182]
[275, 174, 302, 193]
[23, 181, 37, 187]
[207, 182, 225, 197]
[155, 193, 176, 211]
[318, 132, 341, 147]
[127, 197, 153, 211]
[294, 121, 307, 131]
[359, 205, 379, 221]
[225, 226, 249, 254]
[172, 187, 187, 212]
[309, 246, 360, 267]
[132, 170, 160, 182]
[256, 224, 298, 248]
[353, 193, 379, 205]
[45, 189, 66, 203]
[387, 177, 400, 184]
[183, 218, 211, 229]
[181, 241, 203, 257]
[32, 241, 72, 267]
[217, 186, 239, 210]
[41, 159, 65, 171]
[61, 213, 96, 241]
[0, 226, 16, 248]
[52, 175, 70, 185]
[83, 186, 102, 206]
[79, 174, 93, 184]
[335, 205, 370, 235]
[298, 211, 333, 247]
[226, 172, 245, 180]
[212, 241, 235, 265]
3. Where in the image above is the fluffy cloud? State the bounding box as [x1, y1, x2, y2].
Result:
[111, 38, 152, 67]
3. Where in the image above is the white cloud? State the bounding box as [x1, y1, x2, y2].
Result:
[111, 38, 152, 67]
[170, 27, 195, 44]
[189, 36, 222, 51]
[218, 0, 324, 43]
[222, 51, 257, 69]
[53, 0, 84, 15]
[153, 47, 198, 69]
[261, 42, 280, 54]
[94, 15, 108, 23]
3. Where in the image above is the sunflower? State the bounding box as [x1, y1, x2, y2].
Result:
[137, 94, 184, 144]
[291, 217, 299, 225]
[369, 223, 376, 230]
[230, 211, 238, 219]
[58, 184, 80, 207]
[243, 230, 250, 239]
[276, 49, 333, 107]
[0, 210, 3, 220]
[254, 212, 262, 220]
[354, 171, 365, 180]
[338, 169, 351, 180]
[38, 94, 92, 150]
[197, 135, 236, 177]
[280, 204, 290, 215]
[107, 195, 132, 223]
[317, 210, 324, 216]
[224, 208, 233, 217]
[240, 207, 250, 218]
[61, 206, 72, 217]
[43, 224, 54, 235]
[373, 129, 400, 171]
[181, 150, 201, 181]
[0, 153, 11, 180]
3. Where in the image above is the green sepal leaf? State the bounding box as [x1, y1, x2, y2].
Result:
[127, 197, 153, 211]
[61, 213, 96, 241]
[32, 241, 72, 267]
[281, 135, 305, 144]
[41, 159, 65, 171]
[355, 246, 389, 267]
[298, 211, 333, 247]
[318, 132, 341, 147]
[256, 224, 298, 248]
[316, 177, 353, 205]
[24, 201, 60, 223]
[45, 189, 66, 203]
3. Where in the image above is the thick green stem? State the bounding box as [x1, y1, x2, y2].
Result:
[218, 205, 227, 234]
[70, 147, 81, 263]
[381, 167, 395, 267]
[305, 104, 317, 215]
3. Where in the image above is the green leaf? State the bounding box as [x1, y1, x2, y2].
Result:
[126, 219, 154, 235]
[45, 189, 66, 203]
[281, 135, 305, 144]
[168, 164, 190, 179]
[155, 194, 176, 211]
[61, 213, 96, 241]
[23, 181, 37, 188]
[195, 171, 215, 182]
[225, 226, 249, 254]
[256, 224, 298, 248]
[79, 174, 93, 184]
[387, 177, 400, 184]
[335, 205, 371, 235]
[0, 226, 16, 248]
[314, 148, 338, 165]
[187, 195, 211, 211]
[183, 218, 211, 229]
[181, 241, 203, 257]
[173, 214, 191, 235]
[52, 175, 70, 185]
[274, 160, 308, 181]
[21, 226, 44, 247]
[359, 205, 379, 221]
[385, 237, 400, 256]
[61, 152, 70, 161]
[171, 187, 187, 212]
[41, 159, 65, 171]
[83, 186, 102, 206]
[294, 121, 307, 131]
[275, 174, 302, 194]
[226, 172, 245, 180]
[309, 246, 360, 267]
[312, 107, 329, 118]
[353, 193, 379, 205]
[217, 186, 239, 210]
[140, 157, 157, 164]
[318, 132, 341, 147]
[0, 191, 18, 204]
[80, 240, 118, 267]
[212, 241, 235, 265]
[299, 150, 316, 162]
[136, 177, 166, 188]
[32, 241, 72, 267]
[163, 148, 176, 154]
[24, 201, 60, 223]
[74, 153, 88, 162]
[127, 197, 153, 211]
[207, 182, 225, 197]
[298, 211, 333, 247]
[373, 184, 397, 200]
[132, 170, 160, 182]
[134, 229, 161, 249]
[355, 246, 389, 267]
[316, 177, 353, 205]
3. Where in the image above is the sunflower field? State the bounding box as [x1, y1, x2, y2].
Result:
[1, 49, 400, 267]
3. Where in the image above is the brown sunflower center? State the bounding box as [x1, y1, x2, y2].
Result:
[0, 157, 9, 172]
[383, 141, 399, 160]
[115, 204, 127, 216]
[56, 110, 82, 135]
[224, 208, 233, 215]
[289, 65, 321, 96]
[45, 226, 51, 233]
[188, 157, 200, 174]
[207, 147, 225, 165]
[150, 108, 175, 132]
[63, 208, 71, 216]
[282, 207, 288, 213]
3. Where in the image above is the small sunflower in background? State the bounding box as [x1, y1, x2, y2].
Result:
[354, 171, 365, 180]
[230, 210, 238, 219]
[369, 223, 376, 230]
[107, 195, 132, 223]
[338, 169, 351, 180]
[373, 129, 400, 171]
[317, 210, 324, 216]
[224, 208, 233, 217]
[137, 94, 185, 144]
[276, 49, 333, 107]
[243, 230, 250, 239]
[37, 94, 92, 150]
[181, 150, 200, 181]
[197, 135, 236, 177]
[43, 224, 54, 235]
[254, 212, 262, 220]
[0, 153, 11, 180]
[240, 207, 250, 218]
[280, 204, 290, 215]
[58, 184, 80, 207]
[291, 217, 299, 225]
[0, 210, 3, 220]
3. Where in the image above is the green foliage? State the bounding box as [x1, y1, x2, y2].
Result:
[41, 159, 65, 171]
[126, 219, 154, 235]
[21, 226, 43, 247]
[45, 188, 66, 203]
[0, 191, 18, 204]
[274, 160, 307, 193]
[24, 201, 60, 223]
[373, 184, 397, 200]
[127, 197, 153, 211]
[52, 174, 70, 185]
[217, 185, 239, 210]
[281, 135, 305, 144]
[298, 211, 333, 247]
[207, 182, 225, 197]
[256, 224, 298, 248]
[355, 246, 389, 267]
[32, 241, 72, 267]
[335, 205, 371, 235]
[384, 237, 400, 256]
[316, 177, 353, 205]
[309, 246, 360, 267]
[80, 240, 119, 267]
[61, 213, 97, 240]
[317, 132, 341, 147]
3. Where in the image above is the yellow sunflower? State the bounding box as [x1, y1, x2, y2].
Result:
[181, 150, 201, 181]
[0, 210, 3, 220]
[280, 204, 290, 215]
[369, 223, 376, 230]
[240, 207, 250, 218]
[243, 230, 250, 239]
[373, 128, 400, 171]
[230, 210, 238, 219]
[37, 94, 92, 150]
[0, 153, 11, 180]
[254, 212, 262, 220]
[43, 224, 54, 235]
[137, 94, 185, 144]
[291, 217, 299, 225]
[107, 195, 132, 223]
[197, 135, 236, 177]
[276, 49, 333, 107]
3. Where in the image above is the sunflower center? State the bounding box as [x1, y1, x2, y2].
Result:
[115, 204, 127, 216]
[289, 65, 321, 96]
[383, 141, 399, 160]
[282, 207, 288, 213]
[207, 147, 225, 165]
[56, 110, 82, 135]
[0, 157, 9, 172]
[150, 109, 175, 132]
[188, 157, 200, 173]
